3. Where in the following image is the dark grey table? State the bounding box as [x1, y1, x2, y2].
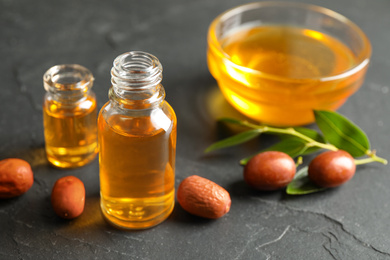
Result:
[1, 0, 390, 259]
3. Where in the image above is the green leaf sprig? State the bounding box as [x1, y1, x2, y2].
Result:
[205, 110, 388, 195]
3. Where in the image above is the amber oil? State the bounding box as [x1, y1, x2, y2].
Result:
[98, 51, 177, 229]
[208, 25, 369, 126]
[43, 64, 98, 168]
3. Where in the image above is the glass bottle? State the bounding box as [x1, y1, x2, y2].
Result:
[98, 51, 177, 229]
[43, 64, 98, 168]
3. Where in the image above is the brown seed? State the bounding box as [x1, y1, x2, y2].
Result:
[0, 158, 34, 199]
[177, 175, 231, 219]
[308, 150, 356, 188]
[51, 176, 85, 219]
[244, 151, 296, 190]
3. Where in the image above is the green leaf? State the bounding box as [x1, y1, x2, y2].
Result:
[300, 146, 321, 156]
[276, 127, 324, 155]
[205, 129, 262, 153]
[239, 139, 308, 165]
[286, 167, 326, 195]
[269, 127, 324, 142]
[294, 127, 325, 143]
[314, 110, 370, 157]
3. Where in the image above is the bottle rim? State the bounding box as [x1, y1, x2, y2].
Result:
[43, 64, 94, 93]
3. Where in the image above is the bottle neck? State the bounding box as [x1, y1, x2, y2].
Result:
[109, 51, 165, 109]
[43, 64, 94, 103]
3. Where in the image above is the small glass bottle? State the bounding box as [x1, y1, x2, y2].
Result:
[43, 64, 98, 168]
[98, 51, 177, 229]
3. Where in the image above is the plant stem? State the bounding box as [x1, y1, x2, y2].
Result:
[295, 156, 303, 167]
[241, 122, 338, 152]
[355, 154, 388, 165]
[231, 119, 388, 165]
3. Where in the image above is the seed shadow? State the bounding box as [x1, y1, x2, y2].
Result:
[227, 179, 283, 200]
[0, 196, 23, 208]
[167, 202, 218, 226]
[44, 193, 106, 231]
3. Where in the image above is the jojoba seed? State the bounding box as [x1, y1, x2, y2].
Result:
[308, 150, 356, 188]
[51, 176, 85, 219]
[0, 158, 34, 199]
[244, 151, 296, 190]
[177, 175, 231, 219]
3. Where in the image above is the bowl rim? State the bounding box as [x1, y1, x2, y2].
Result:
[207, 1, 372, 83]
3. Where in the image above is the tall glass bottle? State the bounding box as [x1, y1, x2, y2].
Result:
[98, 51, 177, 229]
[43, 64, 98, 168]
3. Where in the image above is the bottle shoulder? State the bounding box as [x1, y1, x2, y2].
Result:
[44, 93, 97, 117]
[99, 100, 175, 118]
[98, 101, 176, 136]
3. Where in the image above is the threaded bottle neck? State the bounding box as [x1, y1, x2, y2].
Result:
[110, 51, 165, 109]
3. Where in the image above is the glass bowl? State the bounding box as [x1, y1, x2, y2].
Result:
[207, 1, 371, 126]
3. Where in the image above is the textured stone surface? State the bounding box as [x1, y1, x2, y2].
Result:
[1, 0, 390, 259]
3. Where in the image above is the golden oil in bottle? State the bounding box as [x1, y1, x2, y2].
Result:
[98, 51, 177, 229]
[208, 25, 367, 126]
[43, 64, 98, 168]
